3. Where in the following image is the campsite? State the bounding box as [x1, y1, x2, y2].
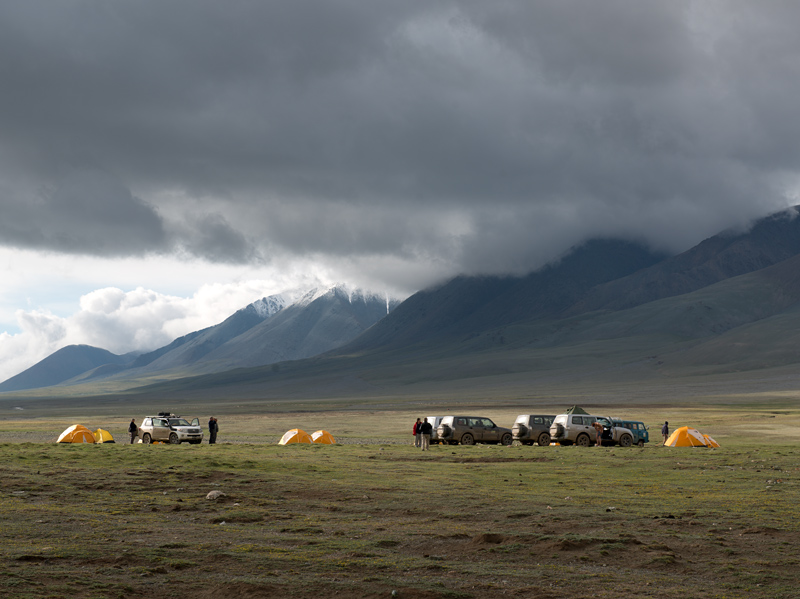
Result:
[2, 404, 800, 599]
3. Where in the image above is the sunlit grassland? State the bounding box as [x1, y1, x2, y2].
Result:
[2, 411, 800, 598]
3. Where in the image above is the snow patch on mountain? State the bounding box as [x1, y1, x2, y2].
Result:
[249, 294, 288, 319]
[340, 286, 398, 314]
[243, 284, 401, 320]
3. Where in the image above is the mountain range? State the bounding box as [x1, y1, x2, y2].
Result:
[0, 286, 399, 392]
[5, 205, 800, 401]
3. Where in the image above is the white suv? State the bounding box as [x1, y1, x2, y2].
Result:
[138, 413, 204, 445]
[549, 413, 633, 447]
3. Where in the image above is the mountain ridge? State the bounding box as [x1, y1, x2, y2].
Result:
[0, 284, 398, 392]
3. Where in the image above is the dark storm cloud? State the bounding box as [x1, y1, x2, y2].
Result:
[176, 213, 261, 264]
[0, 169, 254, 263]
[0, 170, 167, 255]
[1, 1, 799, 278]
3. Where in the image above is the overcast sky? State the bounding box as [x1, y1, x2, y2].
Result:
[1, 1, 798, 381]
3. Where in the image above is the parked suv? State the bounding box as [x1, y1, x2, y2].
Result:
[594, 417, 635, 447]
[610, 418, 649, 447]
[437, 416, 513, 446]
[549, 413, 634, 447]
[512, 414, 555, 446]
[138, 413, 203, 445]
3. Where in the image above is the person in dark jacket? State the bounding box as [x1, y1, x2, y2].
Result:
[208, 417, 218, 444]
[662, 421, 669, 445]
[128, 419, 138, 444]
[420, 418, 433, 451]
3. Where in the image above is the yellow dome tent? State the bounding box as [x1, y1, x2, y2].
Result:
[311, 430, 336, 444]
[57, 424, 96, 444]
[665, 426, 719, 448]
[278, 428, 312, 445]
[94, 428, 115, 443]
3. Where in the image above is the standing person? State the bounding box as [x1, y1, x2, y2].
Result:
[420, 417, 433, 451]
[128, 419, 138, 444]
[208, 417, 218, 444]
[661, 421, 669, 446]
[592, 421, 603, 447]
[413, 418, 422, 447]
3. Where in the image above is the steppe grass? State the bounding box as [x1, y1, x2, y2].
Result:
[5, 402, 800, 445]
[2, 422, 800, 598]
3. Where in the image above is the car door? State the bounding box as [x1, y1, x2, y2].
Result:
[627, 422, 644, 444]
[152, 418, 170, 441]
[571, 416, 594, 442]
[467, 418, 483, 441]
[479, 418, 499, 442]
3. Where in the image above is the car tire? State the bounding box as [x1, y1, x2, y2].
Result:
[637, 439, 645, 448]
[500, 433, 512, 446]
[537, 432, 551, 447]
[460, 433, 475, 445]
[142, 434, 151, 444]
[576, 434, 591, 447]
[619, 434, 632, 448]
[169, 433, 180, 444]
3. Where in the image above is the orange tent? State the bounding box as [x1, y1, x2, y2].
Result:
[665, 426, 719, 448]
[57, 424, 96, 444]
[311, 430, 336, 444]
[278, 428, 312, 445]
[94, 428, 116, 443]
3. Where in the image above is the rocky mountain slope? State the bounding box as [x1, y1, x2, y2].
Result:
[1, 285, 397, 391]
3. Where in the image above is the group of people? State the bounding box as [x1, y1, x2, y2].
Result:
[125, 417, 220, 444]
[411, 417, 434, 450]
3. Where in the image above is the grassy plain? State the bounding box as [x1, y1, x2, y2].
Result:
[2, 404, 800, 599]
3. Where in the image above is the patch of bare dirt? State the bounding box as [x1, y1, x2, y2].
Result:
[471, 533, 506, 545]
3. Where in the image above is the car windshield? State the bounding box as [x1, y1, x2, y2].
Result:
[515, 415, 528, 424]
[168, 418, 191, 426]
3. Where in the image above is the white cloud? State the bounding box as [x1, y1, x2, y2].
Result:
[0, 279, 310, 382]
[0, 246, 417, 382]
